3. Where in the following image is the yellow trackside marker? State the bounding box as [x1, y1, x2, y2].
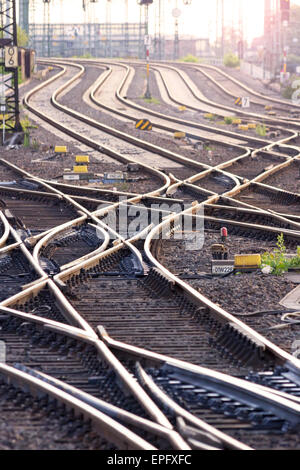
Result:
[235, 97, 242, 106]
[178, 106, 186, 112]
[265, 105, 272, 111]
[76, 155, 90, 163]
[234, 254, 261, 267]
[141, 120, 150, 130]
[73, 165, 88, 173]
[238, 124, 249, 131]
[55, 146, 67, 154]
[233, 119, 242, 125]
[248, 123, 257, 129]
[135, 119, 152, 131]
[174, 131, 186, 139]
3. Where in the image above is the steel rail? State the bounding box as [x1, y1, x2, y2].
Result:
[0, 363, 156, 450]
[21, 62, 300, 366]
[0, 209, 11, 248]
[90, 59, 255, 148]
[39, 58, 298, 218]
[18, 61, 300, 258]
[3, 59, 298, 452]
[28, 61, 170, 198]
[0, 256, 201, 434]
[143, 205, 300, 375]
[192, 212, 300, 240]
[115, 61, 270, 146]
[3, 214, 47, 283]
[192, 62, 300, 110]
[14, 365, 191, 451]
[119, 59, 300, 154]
[32, 215, 110, 272]
[48, 58, 245, 191]
[45, 58, 251, 151]
[153, 63, 300, 126]
[0, 305, 188, 448]
[0, 276, 97, 337]
[203, 202, 300, 231]
[0, 304, 250, 450]
[51, 58, 300, 154]
[0, 158, 147, 276]
[136, 363, 252, 451]
[190, 64, 299, 119]
[98, 325, 300, 405]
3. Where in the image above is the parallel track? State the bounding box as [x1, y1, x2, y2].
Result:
[0, 58, 300, 450]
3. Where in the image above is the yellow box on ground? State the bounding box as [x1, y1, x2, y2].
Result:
[234, 254, 261, 267]
[238, 124, 249, 131]
[55, 146, 67, 154]
[233, 119, 242, 125]
[174, 131, 186, 139]
[265, 105, 272, 111]
[248, 123, 257, 129]
[178, 106, 186, 112]
[76, 155, 90, 163]
[73, 165, 88, 173]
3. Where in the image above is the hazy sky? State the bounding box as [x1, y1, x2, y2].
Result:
[27, 0, 300, 41]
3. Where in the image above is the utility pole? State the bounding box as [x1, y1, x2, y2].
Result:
[216, 0, 225, 60]
[238, 0, 244, 60]
[125, 0, 129, 57]
[173, 0, 180, 61]
[19, 0, 29, 35]
[154, 0, 162, 60]
[0, 0, 22, 142]
[138, 0, 153, 99]
[144, 2, 151, 98]
[105, 0, 112, 58]
[264, 0, 272, 77]
[275, 0, 281, 75]
[43, 0, 51, 58]
[280, 0, 290, 79]
[221, 0, 224, 59]
[158, 0, 162, 60]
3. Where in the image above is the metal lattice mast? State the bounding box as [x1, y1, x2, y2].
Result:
[0, 0, 22, 135]
[43, 0, 51, 58]
[154, 0, 163, 60]
[173, 0, 179, 60]
[238, 0, 244, 59]
[105, 0, 112, 58]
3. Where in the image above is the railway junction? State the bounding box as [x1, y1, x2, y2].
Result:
[1, 0, 300, 455]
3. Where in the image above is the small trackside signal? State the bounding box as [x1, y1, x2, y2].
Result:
[220, 227, 228, 242]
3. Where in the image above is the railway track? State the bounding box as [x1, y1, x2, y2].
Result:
[1, 56, 300, 450]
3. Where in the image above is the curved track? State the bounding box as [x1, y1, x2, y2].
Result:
[1, 57, 300, 450]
